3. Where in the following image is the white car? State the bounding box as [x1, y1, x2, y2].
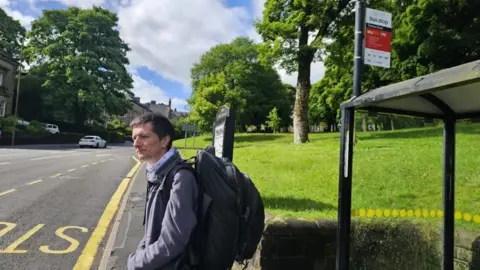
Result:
[44, 123, 60, 134]
[78, 135, 107, 148]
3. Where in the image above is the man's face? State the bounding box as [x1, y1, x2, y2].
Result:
[132, 123, 169, 164]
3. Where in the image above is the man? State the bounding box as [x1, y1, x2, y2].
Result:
[127, 112, 198, 270]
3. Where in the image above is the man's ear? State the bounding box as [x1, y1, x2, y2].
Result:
[161, 135, 171, 149]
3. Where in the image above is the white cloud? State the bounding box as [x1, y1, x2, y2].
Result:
[129, 68, 187, 111]
[5, 8, 35, 28]
[117, 0, 250, 87]
[1, 0, 35, 29]
[171, 98, 188, 111]
[37, 0, 105, 9]
[249, 0, 325, 85]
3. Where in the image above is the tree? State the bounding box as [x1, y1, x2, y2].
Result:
[0, 8, 26, 60]
[393, 0, 480, 79]
[23, 6, 133, 128]
[188, 37, 286, 132]
[266, 107, 281, 133]
[309, 0, 480, 133]
[255, 0, 351, 143]
[17, 71, 50, 121]
[278, 83, 295, 129]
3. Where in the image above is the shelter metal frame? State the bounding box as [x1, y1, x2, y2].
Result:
[336, 59, 480, 270]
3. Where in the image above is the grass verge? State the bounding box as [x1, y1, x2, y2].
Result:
[173, 123, 480, 232]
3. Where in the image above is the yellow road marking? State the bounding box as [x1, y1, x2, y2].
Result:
[50, 173, 61, 178]
[73, 157, 141, 270]
[0, 224, 45, 253]
[81, 165, 88, 168]
[0, 222, 16, 237]
[40, 226, 89, 254]
[0, 189, 16, 197]
[68, 168, 76, 172]
[27, 180, 43, 185]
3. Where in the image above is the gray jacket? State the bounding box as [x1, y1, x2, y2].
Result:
[127, 152, 198, 270]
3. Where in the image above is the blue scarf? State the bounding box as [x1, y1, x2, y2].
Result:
[145, 148, 177, 184]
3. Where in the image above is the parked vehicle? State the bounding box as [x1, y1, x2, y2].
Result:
[43, 123, 60, 134]
[78, 135, 107, 148]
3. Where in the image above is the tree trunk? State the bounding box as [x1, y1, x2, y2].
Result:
[390, 116, 395, 130]
[293, 26, 313, 144]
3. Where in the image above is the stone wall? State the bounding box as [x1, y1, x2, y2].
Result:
[453, 229, 480, 269]
[233, 215, 480, 270]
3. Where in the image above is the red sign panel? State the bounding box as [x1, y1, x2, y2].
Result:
[365, 26, 391, 53]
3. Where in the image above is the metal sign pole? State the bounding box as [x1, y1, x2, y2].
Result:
[192, 125, 196, 149]
[11, 67, 21, 146]
[184, 123, 188, 149]
[443, 117, 455, 270]
[337, 1, 364, 269]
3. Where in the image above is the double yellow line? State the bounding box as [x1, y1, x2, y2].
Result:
[72, 156, 142, 270]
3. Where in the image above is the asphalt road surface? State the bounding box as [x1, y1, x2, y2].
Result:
[0, 144, 139, 270]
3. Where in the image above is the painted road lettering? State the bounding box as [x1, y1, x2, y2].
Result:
[0, 224, 45, 254]
[40, 226, 89, 254]
[0, 222, 88, 254]
[0, 222, 16, 237]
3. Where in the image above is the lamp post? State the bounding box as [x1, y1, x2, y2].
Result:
[11, 65, 22, 146]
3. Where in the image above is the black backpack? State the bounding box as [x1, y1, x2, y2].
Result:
[162, 146, 265, 270]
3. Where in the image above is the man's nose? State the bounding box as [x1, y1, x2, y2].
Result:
[133, 139, 141, 147]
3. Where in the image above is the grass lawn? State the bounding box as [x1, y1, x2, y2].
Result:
[173, 123, 480, 231]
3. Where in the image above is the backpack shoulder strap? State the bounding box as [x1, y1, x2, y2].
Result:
[161, 161, 196, 205]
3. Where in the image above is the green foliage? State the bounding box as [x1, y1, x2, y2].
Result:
[106, 117, 130, 137]
[266, 107, 281, 133]
[0, 116, 20, 133]
[393, 0, 480, 79]
[0, 8, 26, 61]
[26, 120, 47, 135]
[17, 72, 51, 122]
[254, 0, 351, 72]
[309, 0, 480, 128]
[255, 0, 352, 143]
[188, 37, 289, 132]
[23, 6, 134, 128]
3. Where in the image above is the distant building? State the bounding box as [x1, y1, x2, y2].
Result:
[116, 96, 152, 125]
[143, 99, 172, 118]
[110, 96, 189, 126]
[171, 108, 189, 121]
[143, 98, 190, 122]
[0, 52, 18, 117]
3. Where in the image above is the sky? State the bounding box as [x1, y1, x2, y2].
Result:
[0, 0, 325, 112]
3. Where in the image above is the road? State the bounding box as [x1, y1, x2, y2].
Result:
[0, 144, 140, 270]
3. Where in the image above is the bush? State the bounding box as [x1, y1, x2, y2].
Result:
[0, 116, 20, 133]
[26, 120, 48, 135]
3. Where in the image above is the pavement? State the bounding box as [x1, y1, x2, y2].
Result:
[99, 163, 148, 270]
[0, 143, 141, 270]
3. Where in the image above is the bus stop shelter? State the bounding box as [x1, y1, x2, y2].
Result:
[336, 59, 480, 270]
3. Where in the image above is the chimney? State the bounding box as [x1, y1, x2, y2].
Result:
[151, 100, 156, 105]
[134, 97, 140, 102]
[168, 98, 171, 109]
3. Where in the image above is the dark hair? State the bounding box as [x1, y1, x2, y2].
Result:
[130, 112, 175, 149]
